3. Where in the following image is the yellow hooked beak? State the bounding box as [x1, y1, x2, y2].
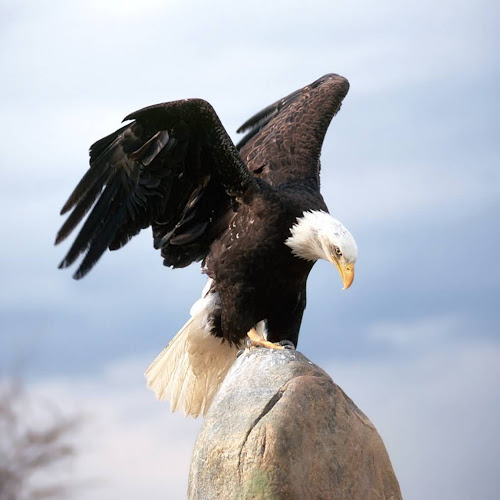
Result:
[332, 259, 355, 290]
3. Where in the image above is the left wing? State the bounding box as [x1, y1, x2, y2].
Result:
[56, 99, 256, 279]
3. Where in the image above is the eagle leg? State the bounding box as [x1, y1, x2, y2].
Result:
[246, 327, 285, 350]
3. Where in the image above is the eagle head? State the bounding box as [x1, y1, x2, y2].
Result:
[285, 210, 357, 289]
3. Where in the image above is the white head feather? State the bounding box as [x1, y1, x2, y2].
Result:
[285, 210, 358, 264]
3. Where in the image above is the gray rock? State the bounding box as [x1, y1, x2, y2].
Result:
[188, 348, 402, 500]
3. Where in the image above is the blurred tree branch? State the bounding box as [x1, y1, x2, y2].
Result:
[0, 377, 82, 499]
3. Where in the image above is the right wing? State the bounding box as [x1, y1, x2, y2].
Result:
[236, 74, 349, 187]
[56, 99, 256, 279]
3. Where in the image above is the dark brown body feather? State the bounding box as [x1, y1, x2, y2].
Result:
[56, 74, 349, 346]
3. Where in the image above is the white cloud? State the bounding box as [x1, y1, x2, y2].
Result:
[84, 0, 171, 19]
[319, 150, 500, 230]
[367, 313, 463, 348]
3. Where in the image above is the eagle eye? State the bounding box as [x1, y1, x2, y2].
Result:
[334, 246, 342, 257]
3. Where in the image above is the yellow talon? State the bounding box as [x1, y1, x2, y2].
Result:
[247, 327, 284, 350]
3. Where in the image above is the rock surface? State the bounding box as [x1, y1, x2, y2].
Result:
[188, 348, 402, 500]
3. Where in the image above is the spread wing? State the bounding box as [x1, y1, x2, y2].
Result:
[56, 99, 255, 279]
[236, 73, 349, 186]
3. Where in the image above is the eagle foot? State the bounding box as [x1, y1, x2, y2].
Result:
[246, 328, 285, 350]
[279, 340, 296, 350]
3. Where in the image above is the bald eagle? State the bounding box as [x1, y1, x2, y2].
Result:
[56, 74, 357, 417]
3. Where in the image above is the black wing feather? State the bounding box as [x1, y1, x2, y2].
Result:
[236, 74, 350, 186]
[58, 171, 124, 271]
[236, 87, 303, 150]
[89, 123, 131, 163]
[73, 194, 129, 280]
[56, 99, 254, 279]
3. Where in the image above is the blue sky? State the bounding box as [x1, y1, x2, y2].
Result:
[1, 0, 499, 498]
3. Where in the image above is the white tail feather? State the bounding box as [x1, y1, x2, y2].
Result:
[145, 289, 240, 418]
